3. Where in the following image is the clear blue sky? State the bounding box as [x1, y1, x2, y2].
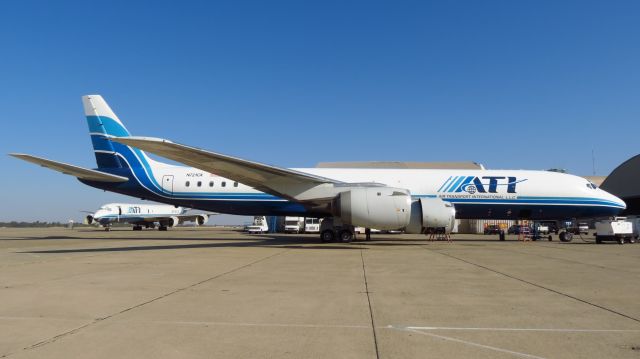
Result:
[1, 0, 639, 223]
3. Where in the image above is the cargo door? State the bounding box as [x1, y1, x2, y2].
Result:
[162, 175, 174, 194]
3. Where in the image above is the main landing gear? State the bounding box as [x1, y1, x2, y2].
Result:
[319, 218, 356, 243]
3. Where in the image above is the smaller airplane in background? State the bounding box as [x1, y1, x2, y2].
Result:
[84, 203, 212, 231]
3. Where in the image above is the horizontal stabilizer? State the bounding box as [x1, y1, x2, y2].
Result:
[10, 153, 129, 183]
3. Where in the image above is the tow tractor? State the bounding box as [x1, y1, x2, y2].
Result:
[594, 217, 634, 244]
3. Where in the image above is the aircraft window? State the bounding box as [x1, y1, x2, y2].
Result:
[222, 181, 226, 187]
[186, 181, 190, 187]
[234, 182, 238, 187]
[197, 181, 202, 187]
[586, 182, 598, 189]
[209, 181, 214, 187]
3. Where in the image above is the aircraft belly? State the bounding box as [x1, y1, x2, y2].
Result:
[454, 203, 621, 220]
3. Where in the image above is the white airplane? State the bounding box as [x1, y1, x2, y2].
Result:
[84, 203, 210, 231]
[11, 95, 627, 242]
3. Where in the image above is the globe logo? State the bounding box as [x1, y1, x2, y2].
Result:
[465, 185, 477, 194]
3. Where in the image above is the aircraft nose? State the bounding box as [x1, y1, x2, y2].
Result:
[601, 189, 626, 210]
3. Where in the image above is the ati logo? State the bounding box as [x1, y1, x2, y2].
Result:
[438, 176, 527, 194]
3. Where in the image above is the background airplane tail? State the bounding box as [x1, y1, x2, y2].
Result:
[83, 95, 154, 170]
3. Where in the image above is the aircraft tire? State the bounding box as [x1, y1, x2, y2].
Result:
[159, 226, 168, 231]
[321, 230, 334, 243]
[559, 232, 573, 242]
[339, 230, 354, 243]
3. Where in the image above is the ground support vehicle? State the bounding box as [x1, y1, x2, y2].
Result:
[245, 216, 269, 234]
[304, 218, 321, 233]
[484, 224, 501, 235]
[595, 218, 634, 244]
[284, 216, 304, 233]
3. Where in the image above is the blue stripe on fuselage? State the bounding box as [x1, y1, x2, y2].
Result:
[83, 115, 624, 219]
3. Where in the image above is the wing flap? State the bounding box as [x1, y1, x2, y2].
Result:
[10, 153, 129, 183]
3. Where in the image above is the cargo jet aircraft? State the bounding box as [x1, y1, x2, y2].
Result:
[10, 95, 626, 242]
[84, 202, 211, 231]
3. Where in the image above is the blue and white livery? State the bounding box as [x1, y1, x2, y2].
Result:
[11, 95, 627, 240]
[85, 203, 211, 231]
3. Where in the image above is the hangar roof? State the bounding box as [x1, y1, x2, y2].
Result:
[599, 154, 640, 214]
[315, 161, 485, 169]
[600, 154, 640, 199]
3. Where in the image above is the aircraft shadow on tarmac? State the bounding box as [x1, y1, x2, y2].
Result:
[16, 234, 595, 254]
[19, 235, 357, 253]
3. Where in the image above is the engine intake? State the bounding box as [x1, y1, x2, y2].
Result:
[334, 187, 411, 230]
[195, 214, 208, 226]
[405, 198, 456, 234]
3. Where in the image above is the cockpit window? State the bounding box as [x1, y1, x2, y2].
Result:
[586, 182, 598, 189]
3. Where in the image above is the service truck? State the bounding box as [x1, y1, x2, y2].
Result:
[245, 216, 269, 234]
[595, 217, 633, 244]
[304, 218, 321, 233]
[628, 216, 640, 240]
[284, 216, 304, 233]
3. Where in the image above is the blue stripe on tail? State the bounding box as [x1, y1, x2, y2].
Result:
[86, 115, 141, 169]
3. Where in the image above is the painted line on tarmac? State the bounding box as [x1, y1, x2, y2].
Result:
[391, 325, 640, 333]
[4, 249, 291, 358]
[142, 320, 370, 329]
[400, 327, 548, 359]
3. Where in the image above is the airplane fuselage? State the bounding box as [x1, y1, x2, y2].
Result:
[81, 162, 625, 220]
[92, 203, 185, 225]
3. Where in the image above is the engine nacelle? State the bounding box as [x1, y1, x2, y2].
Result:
[405, 198, 456, 234]
[335, 187, 411, 230]
[84, 215, 95, 225]
[195, 214, 208, 226]
[169, 216, 180, 227]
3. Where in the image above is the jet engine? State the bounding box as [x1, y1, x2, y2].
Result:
[405, 198, 456, 234]
[84, 215, 95, 225]
[333, 187, 411, 229]
[195, 214, 208, 226]
[169, 216, 180, 227]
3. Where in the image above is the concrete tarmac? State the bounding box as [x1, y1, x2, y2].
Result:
[1, 227, 639, 358]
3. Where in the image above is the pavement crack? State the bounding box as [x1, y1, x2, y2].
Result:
[421, 246, 640, 324]
[9, 249, 290, 357]
[360, 249, 381, 359]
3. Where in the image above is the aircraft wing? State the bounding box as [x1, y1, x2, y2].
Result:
[10, 154, 129, 183]
[111, 137, 341, 199]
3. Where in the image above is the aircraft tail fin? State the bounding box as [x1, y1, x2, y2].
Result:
[83, 95, 156, 170]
